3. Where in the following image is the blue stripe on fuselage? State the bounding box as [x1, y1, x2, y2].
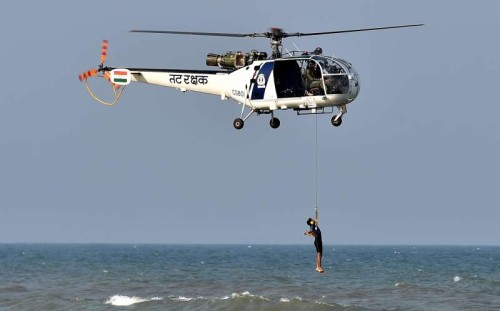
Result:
[251, 62, 274, 100]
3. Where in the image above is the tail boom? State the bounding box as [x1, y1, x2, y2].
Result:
[118, 68, 231, 97]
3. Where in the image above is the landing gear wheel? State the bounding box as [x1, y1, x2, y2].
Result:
[331, 116, 342, 127]
[270, 117, 280, 129]
[233, 118, 244, 130]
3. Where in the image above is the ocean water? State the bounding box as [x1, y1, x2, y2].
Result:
[0, 245, 499, 311]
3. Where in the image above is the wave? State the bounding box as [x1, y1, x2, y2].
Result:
[104, 295, 162, 306]
[102, 292, 359, 310]
[172, 296, 194, 302]
[104, 292, 269, 306]
[167, 291, 271, 303]
[280, 296, 304, 303]
[230, 291, 270, 301]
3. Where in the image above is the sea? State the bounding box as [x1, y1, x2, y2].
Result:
[0, 244, 499, 311]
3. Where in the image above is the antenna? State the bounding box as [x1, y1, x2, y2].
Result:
[283, 47, 291, 57]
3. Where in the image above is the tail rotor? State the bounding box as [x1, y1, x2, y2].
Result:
[78, 40, 112, 83]
[78, 40, 125, 106]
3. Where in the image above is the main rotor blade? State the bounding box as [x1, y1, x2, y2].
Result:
[129, 29, 269, 38]
[283, 24, 424, 38]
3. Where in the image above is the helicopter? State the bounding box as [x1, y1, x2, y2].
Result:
[79, 24, 423, 129]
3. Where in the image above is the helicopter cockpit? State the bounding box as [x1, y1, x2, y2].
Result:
[273, 55, 360, 98]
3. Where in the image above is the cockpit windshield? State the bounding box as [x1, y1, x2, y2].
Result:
[312, 56, 346, 75]
[303, 56, 353, 95]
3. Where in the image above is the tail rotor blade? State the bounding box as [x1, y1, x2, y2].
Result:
[104, 71, 121, 90]
[78, 68, 98, 81]
[100, 40, 108, 65]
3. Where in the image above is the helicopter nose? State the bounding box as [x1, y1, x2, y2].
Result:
[350, 67, 360, 97]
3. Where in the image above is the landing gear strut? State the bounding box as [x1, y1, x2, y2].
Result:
[331, 104, 346, 127]
[233, 107, 281, 129]
[233, 104, 256, 129]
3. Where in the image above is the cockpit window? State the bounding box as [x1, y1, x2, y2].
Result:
[303, 60, 324, 95]
[272, 56, 356, 98]
[323, 74, 350, 94]
[312, 56, 346, 74]
[311, 56, 351, 95]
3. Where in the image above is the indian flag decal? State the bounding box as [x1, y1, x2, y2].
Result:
[111, 69, 131, 85]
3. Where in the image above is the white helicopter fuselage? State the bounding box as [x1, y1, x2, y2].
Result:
[126, 54, 360, 114]
[82, 24, 422, 129]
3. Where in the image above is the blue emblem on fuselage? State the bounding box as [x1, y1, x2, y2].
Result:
[251, 62, 274, 100]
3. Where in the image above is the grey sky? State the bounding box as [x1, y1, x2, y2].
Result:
[1, 0, 498, 244]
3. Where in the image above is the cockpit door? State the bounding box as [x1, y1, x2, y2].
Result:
[273, 60, 306, 98]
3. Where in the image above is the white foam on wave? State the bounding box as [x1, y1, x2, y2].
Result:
[231, 291, 250, 298]
[173, 296, 194, 302]
[105, 295, 162, 306]
[453, 275, 462, 282]
[395, 282, 409, 288]
[172, 293, 270, 303]
[231, 291, 270, 301]
[280, 296, 303, 303]
[315, 301, 336, 307]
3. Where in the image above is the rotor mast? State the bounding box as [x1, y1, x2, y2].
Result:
[269, 27, 284, 58]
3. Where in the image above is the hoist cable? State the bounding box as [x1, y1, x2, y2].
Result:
[315, 114, 319, 225]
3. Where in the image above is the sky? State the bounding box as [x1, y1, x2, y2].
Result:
[0, 0, 499, 245]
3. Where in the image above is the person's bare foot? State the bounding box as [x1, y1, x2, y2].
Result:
[316, 268, 324, 273]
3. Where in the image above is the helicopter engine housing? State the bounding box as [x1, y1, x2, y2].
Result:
[206, 51, 267, 70]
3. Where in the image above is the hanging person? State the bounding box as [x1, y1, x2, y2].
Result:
[304, 217, 324, 273]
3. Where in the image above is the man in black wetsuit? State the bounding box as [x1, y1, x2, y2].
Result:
[304, 218, 324, 273]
